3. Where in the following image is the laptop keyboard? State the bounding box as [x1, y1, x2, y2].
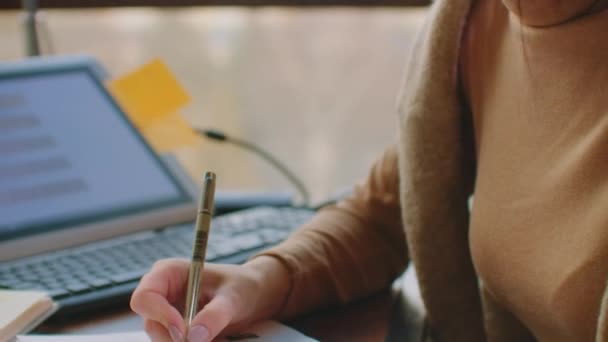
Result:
[0, 206, 314, 318]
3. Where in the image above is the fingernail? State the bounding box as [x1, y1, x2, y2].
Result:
[146, 330, 164, 342]
[187, 325, 210, 342]
[169, 325, 184, 342]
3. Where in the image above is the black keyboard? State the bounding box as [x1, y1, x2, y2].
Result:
[0, 206, 314, 319]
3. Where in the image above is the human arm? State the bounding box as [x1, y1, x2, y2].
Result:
[255, 144, 409, 318]
[130, 144, 408, 341]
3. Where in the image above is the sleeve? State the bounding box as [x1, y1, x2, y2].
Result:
[254, 144, 409, 318]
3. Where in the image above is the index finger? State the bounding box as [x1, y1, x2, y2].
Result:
[130, 259, 189, 333]
[187, 295, 239, 342]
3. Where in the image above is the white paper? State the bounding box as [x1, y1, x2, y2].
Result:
[217, 321, 317, 342]
[16, 331, 148, 342]
[17, 320, 318, 342]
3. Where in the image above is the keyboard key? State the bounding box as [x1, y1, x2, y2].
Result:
[42, 282, 64, 290]
[234, 234, 264, 251]
[258, 229, 284, 244]
[0, 278, 22, 288]
[82, 277, 112, 288]
[46, 288, 70, 298]
[12, 282, 41, 290]
[213, 242, 240, 258]
[110, 268, 149, 284]
[65, 283, 91, 293]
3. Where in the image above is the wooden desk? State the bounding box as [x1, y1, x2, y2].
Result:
[40, 278, 425, 341]
[38, 269, 425, 341]
[39, 290, 391, 341]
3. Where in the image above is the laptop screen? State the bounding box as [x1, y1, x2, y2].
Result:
[0, 63, 191, 241]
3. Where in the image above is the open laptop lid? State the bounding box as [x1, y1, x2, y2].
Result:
[0, 55, 197, 262]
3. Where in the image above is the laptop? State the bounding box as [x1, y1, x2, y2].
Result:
[0, 55, 197, 261]
[0, 55, 314, 317]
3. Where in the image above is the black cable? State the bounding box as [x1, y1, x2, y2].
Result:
[196, 128, 311, 207]
[22, 0, 41, 56]
[37, 13, 55, 55]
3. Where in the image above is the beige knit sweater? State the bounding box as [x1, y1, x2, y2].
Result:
[258, 0, 608, 340]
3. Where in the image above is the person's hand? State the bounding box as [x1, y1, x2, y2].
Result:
[130, 256, 290, 342]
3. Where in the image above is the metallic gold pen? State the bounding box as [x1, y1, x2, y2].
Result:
[183, 172, 216, 329]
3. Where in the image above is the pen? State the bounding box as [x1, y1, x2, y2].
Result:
[183, 172, 216, 329]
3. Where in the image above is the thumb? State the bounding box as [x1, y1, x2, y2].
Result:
[187, 295, 238, 342]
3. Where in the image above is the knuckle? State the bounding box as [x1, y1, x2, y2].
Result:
[150, 258, 189, 273]
[129, 291, 144, 313]
[143, 319, 156, 331]
[144, 320, 169, 342]
[151, 258, 177, 269]
[129, 288, 141, 311]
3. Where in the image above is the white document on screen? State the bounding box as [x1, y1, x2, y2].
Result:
[16, 320, 318, 342]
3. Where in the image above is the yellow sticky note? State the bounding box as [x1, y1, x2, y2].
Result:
[107, 59, 201, 152]
[108, 59, 191, 127]
[142, 113, 201, 152]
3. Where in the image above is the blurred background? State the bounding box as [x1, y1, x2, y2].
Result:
[0, 1, 428, 205]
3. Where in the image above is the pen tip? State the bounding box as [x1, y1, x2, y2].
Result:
[203, 172, 216, 181]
